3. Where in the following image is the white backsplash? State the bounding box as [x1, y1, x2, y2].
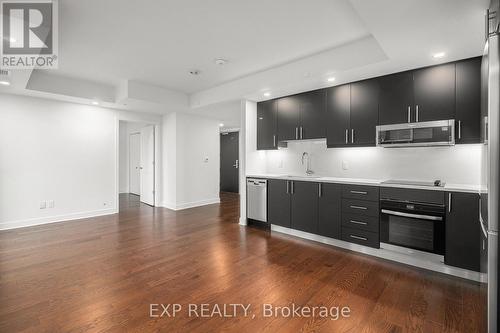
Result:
[264, 140, 483, 185]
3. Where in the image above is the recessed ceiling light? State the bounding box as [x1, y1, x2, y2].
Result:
[214, 58, 228, 66]
[0, 80, 11, 86]
[263, 92, 271, 97]
[433, 52, 446, 59]
[219, 123, 224, 127]
[327, 77, 336, 82]
[91, 100, 99, 105]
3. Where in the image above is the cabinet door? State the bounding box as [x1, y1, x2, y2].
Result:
[379, 71, 414, 125]
[277, 96, 300, 142]
[326, 84, 350, 147]
[290, 181, 319, 233]
[414, 63, 456, 122]
[299, 89, 326, 139]
[257, 100, 277, 150]
[445, 192, 480, 271]
[318, 183, 341, 239]
[456, 57, 481, 144]
[350, 79, 379, 146]
[268, 179, 291, 228]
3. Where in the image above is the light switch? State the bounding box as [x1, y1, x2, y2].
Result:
[342, 161, 349, 170]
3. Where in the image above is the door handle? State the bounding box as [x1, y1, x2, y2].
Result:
[350, 205, 367, 210]
[351, 129, 354, 143]
[318, 183, 322, 197]
[458, 120, 462, 140]
[350, 190, 367, 195]
[416, 105, 419, 122]
[300, 126, 303, 139]
[349, 220, 368, 225]
[448, 193, 452, 213]
[286, 181, 290, 194]
[407, 106, 411, 123]
[295, 127, 299, 140]
[273, 135, 276, 147]
[350, 235, 367, 241]
[345, 129, 348, 144]
[291, 181, 294, 194]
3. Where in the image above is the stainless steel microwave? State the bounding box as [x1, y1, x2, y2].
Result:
[376, 120, 455, 147]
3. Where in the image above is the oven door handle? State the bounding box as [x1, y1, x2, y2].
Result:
[381, 209, 443, 221]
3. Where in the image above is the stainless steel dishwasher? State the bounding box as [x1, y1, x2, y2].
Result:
[247, 178, 267, 223]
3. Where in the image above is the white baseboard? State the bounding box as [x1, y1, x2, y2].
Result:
[0, 208, 117, 231]
[271, 225, 485, 283]
[162, 198, 220, 211]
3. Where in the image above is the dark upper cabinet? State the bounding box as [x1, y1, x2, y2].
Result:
[350, 79, 379, 146]
[456, 57, 481, 144]
[413, 62, 456, 122]
[298, 90, 326, 139]
[257, 100, 277, 150]
[379, 71, 414, 124]
[291, 181, 319, 234]
[318, 183, 342, 239]
[326, 84, 351, 147]
[445, 191, 480, 272]
[277, 96, 301, 142]
[267, 179, 291, 228]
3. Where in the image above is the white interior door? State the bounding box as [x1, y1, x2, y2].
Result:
[140, 125, 155, 206]
[129, 133, 141, 195]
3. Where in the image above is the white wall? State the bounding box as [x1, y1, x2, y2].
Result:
[0, 94, 117, 229]
[263, 140, 482, 185]
[161, 112, 220, 210]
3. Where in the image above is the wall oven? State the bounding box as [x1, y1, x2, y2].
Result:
[380, 199, 446, 255]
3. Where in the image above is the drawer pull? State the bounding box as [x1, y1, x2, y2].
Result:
[350, 190, 368, 195]
[350, 205, 367, 210]
[349, 220, 367, 225]
[350, 235, 367, 241]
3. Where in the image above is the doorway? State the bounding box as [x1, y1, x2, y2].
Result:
[119, 121, 156, 208]
[220, 131, 239, 193]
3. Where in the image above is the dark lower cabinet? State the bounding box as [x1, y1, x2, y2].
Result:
[456, 57, 481, 144]
[257, 99, 277, 150]
[341, 227, 380, 248]
[318, 183, 342, 239]
[267, 179, 291, 228]
[413, 62, 456, 122]
[291, 181, 319, 234]
[445, 191, 480, 271]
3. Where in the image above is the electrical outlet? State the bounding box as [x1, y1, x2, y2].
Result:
[40, 201, 46, 209]
[342, 161, 349, 170]
[48, 200, 55, 208]
[278, 159, 283, 168]
[204, 156, 209, 163]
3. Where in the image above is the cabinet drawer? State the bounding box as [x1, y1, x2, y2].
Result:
[341, 227, 379, 248]
[342, 184, 379, 201]
[342, 199, 379, 217]
[341, 214, 379, 232]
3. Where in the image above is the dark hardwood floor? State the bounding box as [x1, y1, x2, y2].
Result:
[0, 193, 485, 332]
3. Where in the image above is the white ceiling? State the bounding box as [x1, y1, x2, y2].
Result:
[0, 0, 491, 123]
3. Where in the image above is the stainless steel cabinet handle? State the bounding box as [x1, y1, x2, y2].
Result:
[300, 126, 303, 139]
[448, 193, 452, 212]
[345, 129, 348, 144]
[350, 235, 367, 241]
[458, 120, 462, 140]
[349, 220, 367, 225]
[291, 181, 294, 194]
[350, 190, 367, 195]
[416, 105, 419, 122]
[273, 135, 276, 147]
[408, 106, 411, 123]
[295, 127, 299, 140]
[350, 205, 367, 210]
[351, 129, 355, 143]
[286, 181, 290, 194]
[318, 183, 322, 197]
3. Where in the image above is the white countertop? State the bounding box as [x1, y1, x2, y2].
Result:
[246, 174, 486, 194]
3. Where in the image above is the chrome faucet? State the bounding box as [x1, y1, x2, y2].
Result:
[301, 152, 314, 175]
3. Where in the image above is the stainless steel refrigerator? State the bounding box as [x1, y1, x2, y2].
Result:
[482, 1, 499, 331]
